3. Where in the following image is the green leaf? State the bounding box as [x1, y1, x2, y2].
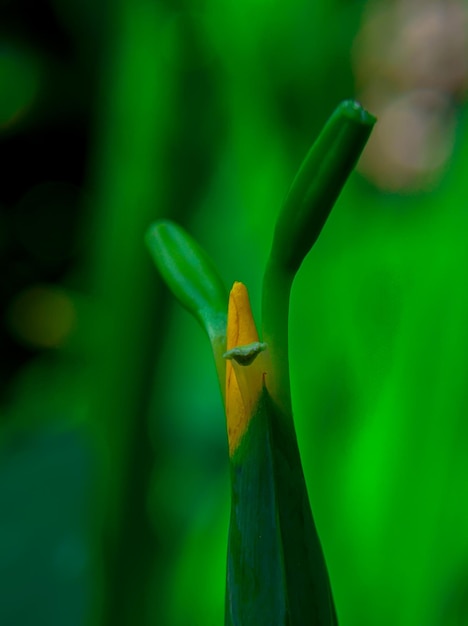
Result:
[262, 100, 376, 413]
[226, 386, 337, 626]
[146, 220, 227, 338]
[268, 100, 375, 277]
[226, 387, 287, 626]
[146, 219, 228, 390]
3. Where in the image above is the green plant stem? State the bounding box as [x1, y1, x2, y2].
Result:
[262, 100, 375, 414]
[262, 264, 293, 414]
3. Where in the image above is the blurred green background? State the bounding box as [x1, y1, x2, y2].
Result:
[1, 0, 468, 625]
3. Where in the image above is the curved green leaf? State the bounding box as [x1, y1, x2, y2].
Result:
[146, 220, 227, 338]
[262, 100, 376, 413]
[146, 219, 228, 391]
[268, 100, 375, 277]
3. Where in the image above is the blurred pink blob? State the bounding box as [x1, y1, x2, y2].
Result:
[353, 0, 468, 192]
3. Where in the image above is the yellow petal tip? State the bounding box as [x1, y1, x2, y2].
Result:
[225, 282, 264, 456]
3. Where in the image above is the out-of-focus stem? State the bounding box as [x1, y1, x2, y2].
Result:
[85, 3, 176, 626]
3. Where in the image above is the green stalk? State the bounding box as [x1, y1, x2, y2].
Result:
[262, 100, 376, 414]
[265, 388, 339, 626]
[226, 382, 339, 626]
[226, 388, 287, 625]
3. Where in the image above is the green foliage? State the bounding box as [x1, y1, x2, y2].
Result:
[147, 219, 229, 394]
[268, 101, 375, 278]
[262, 101, 376, 415]
[227, 388, 338, 626]
[147, 101, 375, 624]
[2, 2, 468, 626]
[146, 220, 227, 342]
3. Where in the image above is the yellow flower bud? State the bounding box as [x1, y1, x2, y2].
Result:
[225, 282, 266, 455]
